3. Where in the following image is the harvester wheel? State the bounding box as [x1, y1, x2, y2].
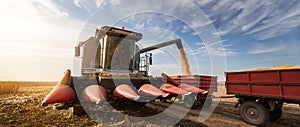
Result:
[184, 95, 196, 108]
[239, 101, 269, 126]
[73, 104, 87, 116]
[269, 108, 282, 121]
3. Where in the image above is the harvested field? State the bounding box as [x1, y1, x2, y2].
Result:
[0, 82, 299, 127]
[0, 82, 20, 95]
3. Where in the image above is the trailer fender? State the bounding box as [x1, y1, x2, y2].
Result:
[258, 100, 283, 111]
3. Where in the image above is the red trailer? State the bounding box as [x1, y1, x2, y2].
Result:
[226, 68, 300, 126]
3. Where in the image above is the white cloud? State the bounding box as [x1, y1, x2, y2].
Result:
[241, 9, 270, 32]
[248, 55, 295, 63]
[196, 0, 300, 40]
[247, 41, 300, 55]
[138, 27, 179, 46]
[193, 0, 213, 7]
[190, 16, 214, 28]
[72, 0, 100, 12]
[247, 42, 287, 54]
[95, 0, 104, 7]
[181, 25, 190, 33]
[180, 19, 215, 34]
[33, 0, 70, 18]
[134, 23, 145, 29]
[188, 40, 237, 57]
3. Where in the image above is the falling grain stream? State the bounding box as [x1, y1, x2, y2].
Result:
[179, 48, 191, 75]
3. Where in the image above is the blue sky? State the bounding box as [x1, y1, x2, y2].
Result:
[0, 0, 300, 81]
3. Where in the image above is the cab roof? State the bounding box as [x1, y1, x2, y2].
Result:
[95, 26, 143, 41]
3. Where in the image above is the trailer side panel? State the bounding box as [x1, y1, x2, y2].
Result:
[226, 69, 300, 102]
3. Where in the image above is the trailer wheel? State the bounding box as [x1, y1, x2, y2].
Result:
[239, 101, 269, 126]
[269, 108, 282, 121]
[184, 95, 195, 108]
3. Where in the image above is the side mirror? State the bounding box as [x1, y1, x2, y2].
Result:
[149, 53, 152, 65]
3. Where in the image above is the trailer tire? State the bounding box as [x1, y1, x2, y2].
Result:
[239, 101, 269, 126]
[269, 108, 282, 121]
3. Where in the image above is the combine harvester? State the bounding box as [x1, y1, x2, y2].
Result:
[42, 26, 217, 116]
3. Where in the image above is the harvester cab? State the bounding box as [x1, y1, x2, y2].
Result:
[73, 26, 186, 77]
[74, 26, 151, 76]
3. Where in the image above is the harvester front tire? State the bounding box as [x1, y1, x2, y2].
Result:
[239, 101, 269, 126]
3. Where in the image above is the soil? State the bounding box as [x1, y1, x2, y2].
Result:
[0, 85, 299, 127]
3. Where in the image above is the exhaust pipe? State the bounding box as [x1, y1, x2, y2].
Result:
[138, 84, 169, 97]
[113, 84, 140, 100]
[81, 85, 107, 104]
